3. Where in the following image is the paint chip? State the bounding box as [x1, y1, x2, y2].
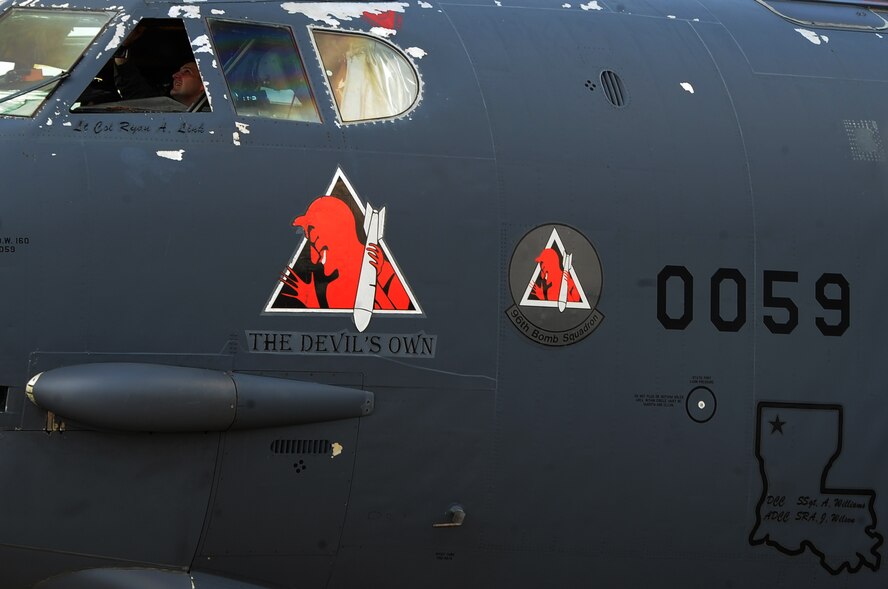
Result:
[418, 0, 431, 6]
[45, 118, 53, 125]
[680, 82, 694, 94]
[235, 122, 250, 134]
[232, 131, 241, 146]
[157, 149, 185, 161]
[405, 47, 427, 59]
[580, 1, 602, 10]
[210, 7, 224, 13]
[562, 3, 571, 6]
[370, 26, 397, 37]
[795, 27, 828, 45]
[191, 34, 213, 54]
[104, 22, 127, 51]
[168, 5, 200, 18]
[280, 2, 408, 26]
[331, 442, 343, 457]
[667, 14, 676, 18]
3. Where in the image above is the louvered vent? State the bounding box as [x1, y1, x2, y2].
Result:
[600, 70, 627, 107]
[271, 439, 331, 454]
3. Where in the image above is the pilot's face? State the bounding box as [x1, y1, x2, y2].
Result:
[170, 61, 203, 106]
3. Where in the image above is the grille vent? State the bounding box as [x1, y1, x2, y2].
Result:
[271, 439, 330, 455]
[600, 70, 627, 107]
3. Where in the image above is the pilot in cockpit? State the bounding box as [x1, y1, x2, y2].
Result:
[114, 45, 207, 111]
[247, 50, 315, 121]
[255, 52, 296, 105]
[63, 21, 211, 112]
[0, 37, 45, 86]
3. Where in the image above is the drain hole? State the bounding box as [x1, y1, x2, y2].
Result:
[600, 70, 627, 107]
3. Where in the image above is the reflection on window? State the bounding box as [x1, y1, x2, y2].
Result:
[0, 9, 114, 117]
[208, 19, 320, 123]
[312, 30, 418, 123]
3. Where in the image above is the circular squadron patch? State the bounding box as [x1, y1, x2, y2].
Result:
[505, 224, 604, 346]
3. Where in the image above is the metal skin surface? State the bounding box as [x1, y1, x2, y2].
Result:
[0, 0, 886, 586]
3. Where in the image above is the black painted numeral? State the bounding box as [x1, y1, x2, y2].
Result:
[815, 273, 850, 337]
[657, 266, 693, 330]
[656, 266, 847, 337]
[762, 271, 799, 335]
[710, 268, 746, 332]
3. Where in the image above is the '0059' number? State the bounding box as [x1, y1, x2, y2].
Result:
[657, 266, 849, 336]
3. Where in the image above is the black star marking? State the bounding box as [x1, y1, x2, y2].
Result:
[769, 415, 786, 435]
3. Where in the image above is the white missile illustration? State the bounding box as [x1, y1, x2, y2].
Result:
[558, 253, 572, 313]
[353, 202, 386, 332]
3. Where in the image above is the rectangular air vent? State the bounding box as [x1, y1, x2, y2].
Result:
[270, 439, 331, 454]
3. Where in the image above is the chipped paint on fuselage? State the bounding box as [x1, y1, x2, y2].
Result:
[279, 1, 408, 26]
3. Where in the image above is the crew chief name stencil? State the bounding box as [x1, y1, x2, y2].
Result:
[506, 224, 604, 346]
[749, 402, 882, 574]
[265, 168, 421, 332]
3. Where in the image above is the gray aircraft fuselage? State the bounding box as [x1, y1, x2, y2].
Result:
[0, 0, 887, 587]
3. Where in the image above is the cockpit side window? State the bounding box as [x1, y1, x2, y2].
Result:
[311, 30, 419, 123]
[208, 19, 320, 123]
[72, 18, 210, 113]
[0, 9, 114, 117]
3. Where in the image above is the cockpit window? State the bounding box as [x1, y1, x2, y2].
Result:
[208, 19, 320, 123]
[72, 19, 209, 113]
[311, 30, 419, 123]
[0, 9, 114, 117]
